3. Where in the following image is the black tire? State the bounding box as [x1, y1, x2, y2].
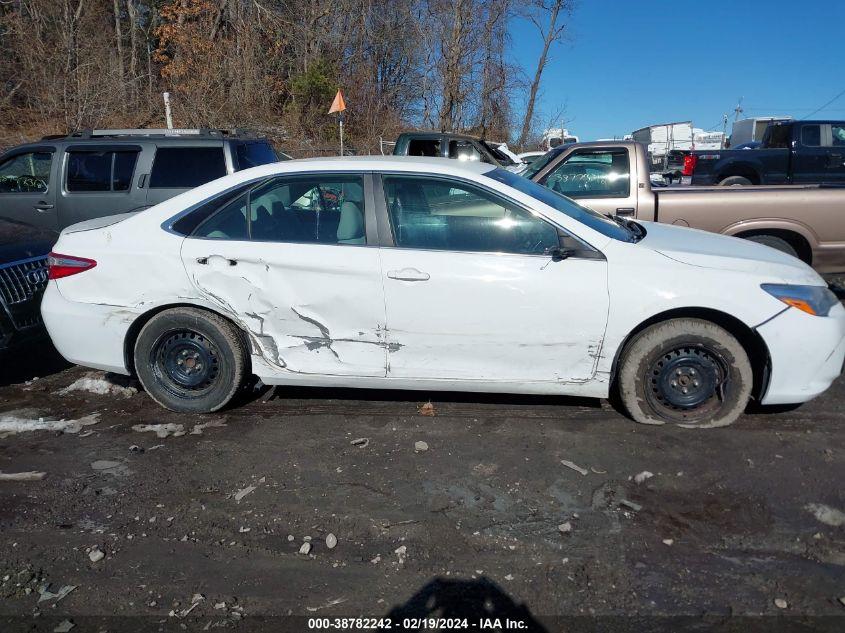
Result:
[617, 318, 752, 429]
[134, 307, 249, 413]
[745, 234, 799, 259]
[718, 175, 753, 186]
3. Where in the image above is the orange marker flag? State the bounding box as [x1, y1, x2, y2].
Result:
[328, 90, 346, 114]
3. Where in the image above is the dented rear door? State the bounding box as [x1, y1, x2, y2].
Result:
[179, 173, 387, 377]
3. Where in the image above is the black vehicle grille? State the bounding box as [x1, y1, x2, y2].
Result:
[0, 256, 49, 306]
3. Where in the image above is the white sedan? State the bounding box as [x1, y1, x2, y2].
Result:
[42, 157, 845, 427]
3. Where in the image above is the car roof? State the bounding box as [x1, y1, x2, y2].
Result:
[397, 131, 486, 142]
[274, 155, 497, 175]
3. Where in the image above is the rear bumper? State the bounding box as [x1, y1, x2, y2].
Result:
[41, 283, 134, 374]
[758, 303, 845, 405]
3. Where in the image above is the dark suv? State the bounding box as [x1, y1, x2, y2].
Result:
[0, 129, 284, 231]
[0, 218, 56, 351]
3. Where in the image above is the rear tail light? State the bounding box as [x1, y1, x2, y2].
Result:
[682, 154, 697, 176]
[47, 252, 97, 280]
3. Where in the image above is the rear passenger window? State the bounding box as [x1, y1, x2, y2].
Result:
[66, 150, 139, 192]
[801, 125, 821, 147]
[407, 139, 440, 157]
[383, 176, 559, 255]
[193, 194, 248, 240]
[188, 174, 365, 245]
[150, 147, 226, 188]
[448, 140, 482, 162]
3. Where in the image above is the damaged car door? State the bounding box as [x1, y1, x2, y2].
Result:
[377, 174, 609, 383]
[179, 173, 387, 377]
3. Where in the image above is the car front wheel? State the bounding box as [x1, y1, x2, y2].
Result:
[134, 307, 249, 413]
[617, 318, 752, 428]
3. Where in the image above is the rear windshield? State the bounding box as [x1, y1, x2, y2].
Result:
[485, 168, 636, 242]
[150, 147, 226, 188]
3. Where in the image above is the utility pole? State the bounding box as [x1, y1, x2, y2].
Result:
[163, 92, 174, 129]
[733, 97, 744, 122]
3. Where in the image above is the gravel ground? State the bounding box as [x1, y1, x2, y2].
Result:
[0, 341, 844, 632]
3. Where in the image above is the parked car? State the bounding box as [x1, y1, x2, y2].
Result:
[524, 140, 845, 272]
[0, 219, 56, 351]
[42, 157, 844, 428]
[393, 132, 517, 167]
[0, 128, 284, 231]
[684, 120, 845, 186]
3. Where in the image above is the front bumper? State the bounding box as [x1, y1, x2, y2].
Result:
[757, 302, 845, 405]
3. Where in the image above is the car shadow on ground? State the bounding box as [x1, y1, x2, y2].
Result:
[248, 383, 604, 410]
[386, 576, 548, 632]
[0, 340, 70, 388]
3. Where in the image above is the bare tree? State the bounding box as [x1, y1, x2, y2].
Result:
[517, 0, 571, 147]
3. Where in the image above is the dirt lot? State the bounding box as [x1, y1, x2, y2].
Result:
[1, 340, 844, 632]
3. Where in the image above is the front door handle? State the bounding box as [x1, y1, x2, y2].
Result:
[616, 207, 635, 217]
[34, 202, 54, 211]
[387, 268, 430, 282]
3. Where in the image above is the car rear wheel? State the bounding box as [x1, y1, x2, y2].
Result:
[617, 318, 752, 428]
[134, 307, 249, 413]
[718, 175, 753, 186]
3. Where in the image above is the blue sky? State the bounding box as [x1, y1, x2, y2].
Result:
[508, 1, 845, 140]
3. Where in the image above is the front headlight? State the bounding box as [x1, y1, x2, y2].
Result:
[761, 283, 839, 316]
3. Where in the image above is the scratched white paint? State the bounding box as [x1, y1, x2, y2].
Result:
[41, 156, 845, 406]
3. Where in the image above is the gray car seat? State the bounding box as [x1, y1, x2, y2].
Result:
[337, 181, 365, 244]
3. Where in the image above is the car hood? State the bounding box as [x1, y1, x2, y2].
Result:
[637, 221, 823, 285]
[0, 219, 57, 264]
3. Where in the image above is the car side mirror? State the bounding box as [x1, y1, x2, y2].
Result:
[549, 247, 569, 262]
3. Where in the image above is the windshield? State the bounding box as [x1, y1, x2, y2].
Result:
[485, 168, 638, 242]
[481, 141, 515, 166]
[521, 147, 564, 179]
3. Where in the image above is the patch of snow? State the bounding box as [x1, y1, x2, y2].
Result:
[806, 503, 845, 527]
[0, 410, 99, 436]
[132, 423, 185, 438]
[57, 375, 137, 398]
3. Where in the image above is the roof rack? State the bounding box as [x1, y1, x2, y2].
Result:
[68, 128, 229, 138]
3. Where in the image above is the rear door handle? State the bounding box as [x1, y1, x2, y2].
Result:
[616, 207, 635, 217]
[34, 202, 54, 211]
[196, 256, 237, 266]
[387, 268, 430, 282]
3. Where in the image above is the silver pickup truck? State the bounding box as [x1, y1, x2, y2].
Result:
[524, 140, 845, 273]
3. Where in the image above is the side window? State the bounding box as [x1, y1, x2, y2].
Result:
[249, 175, 365, 244]
[193, 193, 248, 240]
[542, 149, 630, 199]
[801, 125, 821, 147]
[407, 139, 440, 157]
[66, 150, 139, 192]
[448, 140, 483, 163]
[0, 151, 52, 193]
[187, 175, 365, 245]
[832, 125, 845, 147]
[150, 147, 226, 188]
[383, 176, 559, 255]
[234, 142, 278, 170]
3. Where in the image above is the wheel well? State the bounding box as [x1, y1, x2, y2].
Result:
[123, 303, 253, 376]
[610, 307, 771, 402]
[734, 228, 812, 264]
[718, 168, 760, 184]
